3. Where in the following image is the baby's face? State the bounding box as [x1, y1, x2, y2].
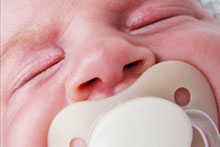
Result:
[1, 0, 220, 146]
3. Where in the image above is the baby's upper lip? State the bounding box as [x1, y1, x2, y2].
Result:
[87, 74, 142, 101]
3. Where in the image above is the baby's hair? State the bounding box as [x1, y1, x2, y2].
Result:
[196, 0, 220, 19]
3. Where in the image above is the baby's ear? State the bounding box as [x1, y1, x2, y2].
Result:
[70, 138, 87, 147]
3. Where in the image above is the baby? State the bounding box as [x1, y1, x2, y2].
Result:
[1, 0, 220, 147]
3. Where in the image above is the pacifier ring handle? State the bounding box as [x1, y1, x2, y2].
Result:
[185, 109, 220, 147]
[193, 125, 209, 147]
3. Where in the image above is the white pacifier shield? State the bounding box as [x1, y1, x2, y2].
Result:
[89, 98, 192, 147]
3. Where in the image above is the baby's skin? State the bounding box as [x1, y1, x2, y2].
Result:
[1, 0, 220, 147]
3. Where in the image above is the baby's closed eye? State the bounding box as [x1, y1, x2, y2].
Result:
[125, 4, 196, 35]
[13, 46, 64, 91]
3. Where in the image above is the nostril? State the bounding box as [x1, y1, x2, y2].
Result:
[123, 60, 144, 70]
[78, 78, 99, 90]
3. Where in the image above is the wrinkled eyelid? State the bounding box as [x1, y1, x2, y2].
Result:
[125, 6, 195, 31]
[12, 47, 65, 91]
[126, 9, 144, 26]
[124, 3, 152, 26]
[42, 46, 65, 58]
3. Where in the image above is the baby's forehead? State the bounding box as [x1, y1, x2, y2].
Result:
[1, 0, 140, 44]
[2, 0, 219, 52]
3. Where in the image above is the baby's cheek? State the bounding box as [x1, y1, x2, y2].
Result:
[6, 105, 52, 146]
[147, 24, 220, 118]
[3, 84, 67, 147]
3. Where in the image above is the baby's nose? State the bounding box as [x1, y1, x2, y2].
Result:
[66, 37, 155, 102]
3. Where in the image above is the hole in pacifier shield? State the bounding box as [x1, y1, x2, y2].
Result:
[70, 138, 87, 147]
[174, 87, 191, 106]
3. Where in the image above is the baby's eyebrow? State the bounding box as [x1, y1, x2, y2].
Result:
[1, 18, 60, 58]
[1, 0, 145, 57]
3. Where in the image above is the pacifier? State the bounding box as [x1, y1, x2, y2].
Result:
[48, 61, 220, 147]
